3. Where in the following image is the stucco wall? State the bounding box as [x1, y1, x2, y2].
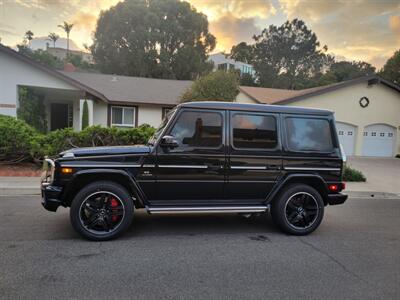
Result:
[0, 51, 78, 116]
[285, 82, 400, 155]
[92, 101, 108, 127]
[137, 105, 163, 127]
[236, 91, 257, 104]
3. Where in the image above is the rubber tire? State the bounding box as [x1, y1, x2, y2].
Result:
[271, 184, 324, 236]
[70, 181, 134, 241]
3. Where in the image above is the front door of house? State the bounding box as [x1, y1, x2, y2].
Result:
[50, 103, 70, 131]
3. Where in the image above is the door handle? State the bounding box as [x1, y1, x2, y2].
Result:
[267, 165, 281, 170]
[208, 165, 223, 171]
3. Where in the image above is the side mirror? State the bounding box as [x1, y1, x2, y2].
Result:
[160, 135, 179, 148]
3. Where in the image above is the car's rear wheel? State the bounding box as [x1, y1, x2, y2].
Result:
[271, 184, 324, 235]
[70, 181, 133, 241]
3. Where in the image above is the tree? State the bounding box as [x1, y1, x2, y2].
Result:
[230, 42, 254, 64]
[91, 0, 216, 80]
[380, 50, 400, 85]
[252, 19, 331, 89]
[47, 32, 60, 48]
[239, 73, 258, 87]
[58, 21, 74, 56]
[326, 61, 375, 82]
[181, 70, 239, 102]
[17, 87, 47, 133]
[24, 30, 34, 46]
[81, 100, 89, 130]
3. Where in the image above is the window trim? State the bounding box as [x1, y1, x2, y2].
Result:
[283, 115, 336, 154]
[108, 105, 138, 127]
[165, 108, 225, 151]
[230, 111, 280, 152]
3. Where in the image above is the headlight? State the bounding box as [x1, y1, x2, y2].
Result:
[41, 158, 55, 184]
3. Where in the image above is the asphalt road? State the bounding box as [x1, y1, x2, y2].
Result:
[0, 195, 399, 299]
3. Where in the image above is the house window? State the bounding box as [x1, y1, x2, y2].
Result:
[371, 132, 376, 136]
[338, 131, 344, 135]
[388, 133, 394, 137]
[348, 131, 353, 136]
[380, 132, 385, 137]
[111, 106, 135, 127]
[363, 132, 368, 136]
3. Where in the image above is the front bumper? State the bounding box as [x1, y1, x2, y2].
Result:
[327, 193, 348, 205]
[41, 183, 63, 212]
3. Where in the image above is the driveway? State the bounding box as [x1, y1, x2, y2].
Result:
[347, 157, 400, 195]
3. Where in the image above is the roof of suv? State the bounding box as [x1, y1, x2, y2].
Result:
[179, 101, 333, 116]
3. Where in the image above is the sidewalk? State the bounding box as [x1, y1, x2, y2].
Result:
[0, 177, 41, 195]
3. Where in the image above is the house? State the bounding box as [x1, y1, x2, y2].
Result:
[1, 44, 399, 157]
[0, 44, 191, 130]
[237, 77, 400, 157]
[46, 45, 94, 64]
[209, 53, 256, 77]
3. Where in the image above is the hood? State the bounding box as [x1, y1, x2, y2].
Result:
[60, 145, 151, 158]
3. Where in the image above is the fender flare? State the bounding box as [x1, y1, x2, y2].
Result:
[265, 173, 329, 204]
[61, 168, 147, 207]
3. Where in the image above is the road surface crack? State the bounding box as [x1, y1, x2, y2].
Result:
[298, 237, 370, 285]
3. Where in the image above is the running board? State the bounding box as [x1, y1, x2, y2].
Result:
[146, 205, 270, 214]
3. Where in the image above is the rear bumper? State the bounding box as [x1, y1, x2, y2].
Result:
[41, 183, 63, 212]
[327, 193, 348, 205]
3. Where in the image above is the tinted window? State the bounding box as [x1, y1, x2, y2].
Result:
[232, 114, 277, 149]
[169, 111, 222, 149]
[285, 117, 333, 152]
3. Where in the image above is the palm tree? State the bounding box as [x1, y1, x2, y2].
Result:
[47, 32, 59, 48]
[24, 30, 34, 46]
[58, 21, 74, 56]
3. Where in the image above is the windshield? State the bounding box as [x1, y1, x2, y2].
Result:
[147, 108, 176, 145]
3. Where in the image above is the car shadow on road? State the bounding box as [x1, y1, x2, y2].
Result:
[122, 211, 280, 239]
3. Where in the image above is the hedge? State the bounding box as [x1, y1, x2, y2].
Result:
[343, 165, 366, 182]
[0, 115, 155, 164]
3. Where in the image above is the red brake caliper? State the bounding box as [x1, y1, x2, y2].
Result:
[110, 198, 119, 222]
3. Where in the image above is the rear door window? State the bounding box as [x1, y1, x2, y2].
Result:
[285, 117, 333, 152]
[232, 113, 278, 149]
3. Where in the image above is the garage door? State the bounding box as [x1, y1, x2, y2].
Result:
[362, 124, 396, 157]
[336, 122, 356, 156]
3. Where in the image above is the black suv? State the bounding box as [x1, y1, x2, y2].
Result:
[42, 102, 347, 240]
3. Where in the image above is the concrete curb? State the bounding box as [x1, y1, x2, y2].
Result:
[346, 191, 400, 199]
[0, 188, 40, 196]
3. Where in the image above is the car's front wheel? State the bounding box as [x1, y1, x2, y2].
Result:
[70, 181, 134, 241]
[271, 184, 324, 235]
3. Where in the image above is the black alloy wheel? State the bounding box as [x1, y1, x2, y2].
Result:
[271, 184, 324, 235]
[70, 181, 134, 241]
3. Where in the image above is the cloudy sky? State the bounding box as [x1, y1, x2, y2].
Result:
[0, 0, 399, 68]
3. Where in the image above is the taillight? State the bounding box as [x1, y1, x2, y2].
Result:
[328, 184, 339, 192]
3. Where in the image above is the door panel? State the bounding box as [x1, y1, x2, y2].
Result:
[362, 124, 396, 157]
[226, 112, 282, 202]
[154, 109, 226, 204]
[50, 103, 69, 131]
[336, 122, 356, 156]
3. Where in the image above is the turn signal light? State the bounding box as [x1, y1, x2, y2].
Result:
[61, 167, 73, 174]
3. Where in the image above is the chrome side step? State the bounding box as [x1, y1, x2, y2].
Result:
[146, 205, 270, 214]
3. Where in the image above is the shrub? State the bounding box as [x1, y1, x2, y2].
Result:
[0, 115, 156, 163]
[396, 154, 400, 158]
[81, 100, 89, 130]
[0, 114, 39, 163]
[30, 124, 155, 161]
[343, 166, 366, 182]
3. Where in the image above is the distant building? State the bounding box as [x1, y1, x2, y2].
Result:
[209, 53, 256, 77]
[46, 44, 94, 64]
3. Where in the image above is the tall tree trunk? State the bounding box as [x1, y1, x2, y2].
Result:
[67, 33, 69, 57]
